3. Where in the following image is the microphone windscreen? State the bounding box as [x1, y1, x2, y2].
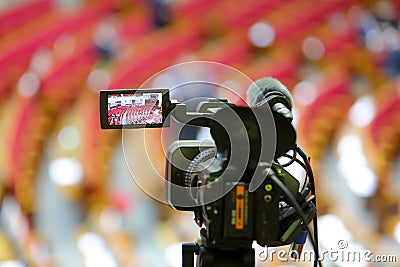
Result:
[246, 77, 293, 109]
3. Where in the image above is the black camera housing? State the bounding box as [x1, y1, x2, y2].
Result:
[163, 100, 315, 248]
[164, 139, 315, 247]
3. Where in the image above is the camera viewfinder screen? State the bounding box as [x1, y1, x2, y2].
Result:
[107, 91, 164, 127]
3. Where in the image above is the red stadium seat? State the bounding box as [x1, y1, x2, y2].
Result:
[0, 0, 52, 37]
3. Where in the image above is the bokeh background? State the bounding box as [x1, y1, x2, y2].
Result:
[0, 0, 399, 266]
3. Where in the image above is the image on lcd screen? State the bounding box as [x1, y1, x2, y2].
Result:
[107, 92, 163, 126]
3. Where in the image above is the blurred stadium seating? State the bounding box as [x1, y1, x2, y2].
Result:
[0, 0, 399, 266]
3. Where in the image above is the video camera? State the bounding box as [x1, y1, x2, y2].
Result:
[100, 80, 319, 267]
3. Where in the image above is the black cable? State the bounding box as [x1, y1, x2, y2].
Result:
[296, 147, 322, 267]
[275, 153, 309, 191]
[277, 153, 307, 170]
[268, 172, 318, 264]
[277, 149, 298, 167]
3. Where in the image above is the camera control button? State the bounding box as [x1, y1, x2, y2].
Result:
[264, 195, 272, 202]
[264, 184, 272, 191]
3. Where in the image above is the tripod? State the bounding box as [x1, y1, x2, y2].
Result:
[182, 242, 255, 267]
[182, 229, 255, 267]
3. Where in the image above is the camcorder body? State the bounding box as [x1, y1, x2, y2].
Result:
[100, 88, 317, 266]
[166, 139, 315, 247]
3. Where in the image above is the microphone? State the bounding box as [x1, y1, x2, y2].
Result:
[246, 76, 297, 159]
[246, 77, 293, 121]
[246, 77, 297, 192]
